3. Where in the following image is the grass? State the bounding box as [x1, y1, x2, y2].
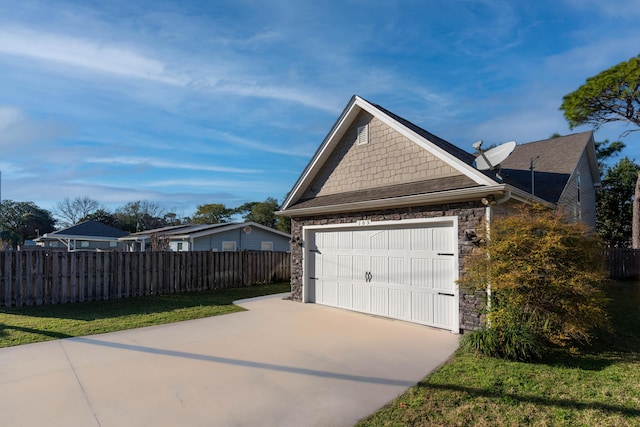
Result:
[357, 281, 640, 427]
[0, 282, 290, 348]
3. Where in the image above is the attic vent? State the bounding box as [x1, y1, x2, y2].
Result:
[357, 124, 369, 145]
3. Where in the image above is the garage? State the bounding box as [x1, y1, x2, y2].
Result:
[303, 218, 459, 332]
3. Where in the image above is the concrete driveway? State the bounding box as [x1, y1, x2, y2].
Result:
[0, 293, 459, 427]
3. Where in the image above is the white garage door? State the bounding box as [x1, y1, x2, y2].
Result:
[307, 221, 458, 331]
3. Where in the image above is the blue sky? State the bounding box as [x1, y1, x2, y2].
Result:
[1, 0, 639, 221]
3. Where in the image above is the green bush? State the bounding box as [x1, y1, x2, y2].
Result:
[461, 324, 545, 361]
[458, 205, 610, 359]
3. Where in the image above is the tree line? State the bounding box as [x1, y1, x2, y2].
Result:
[0, 197, 290, 249]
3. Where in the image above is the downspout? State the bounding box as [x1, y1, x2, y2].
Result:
[480, 190, 510, 328]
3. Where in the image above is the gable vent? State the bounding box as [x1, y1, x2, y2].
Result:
[357, 124, 369, 145]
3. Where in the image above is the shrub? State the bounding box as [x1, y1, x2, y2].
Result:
[458, 205, 610, 358]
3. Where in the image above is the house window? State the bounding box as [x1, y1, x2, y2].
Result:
[109, 241, 118, 248]
[222, 241, 237, 252]
[80, 241, 89, 248]
[577, 173, 581, 203]
[177, 242, 183, 251]
[50, 241, 59, 248]
[357, 124, 369, 145]
[261, 241, 274, 251]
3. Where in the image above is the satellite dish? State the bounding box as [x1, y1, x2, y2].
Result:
[474, 141, 517, 170]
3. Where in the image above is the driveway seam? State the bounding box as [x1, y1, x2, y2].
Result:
[61, 341, 102, 427]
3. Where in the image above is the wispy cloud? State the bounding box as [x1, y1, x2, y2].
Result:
[84, 156, 261, 174]
[0, 27, 186, 85]
[0, 105, 69, 150]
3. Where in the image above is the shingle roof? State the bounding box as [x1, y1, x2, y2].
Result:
[290, 176, 480, 210]
[51, 220, 128, 238]
[370, 102, 477, 165]
[498, 131, 593, 203]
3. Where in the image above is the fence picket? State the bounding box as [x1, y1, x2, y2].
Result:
[0, 250, 291, 308]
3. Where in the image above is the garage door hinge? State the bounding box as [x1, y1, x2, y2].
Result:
[309, 277, 317, 280]
[310, 249, 320, 253]
[437, 252, 455, 256]
[438, 292, 455, 297]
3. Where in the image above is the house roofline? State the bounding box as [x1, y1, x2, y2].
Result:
[280, 95, 498, 212]
[118, 221, 290, 241]
[277, 184, 551, 217]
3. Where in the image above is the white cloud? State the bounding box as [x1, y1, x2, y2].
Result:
[84, 156, 261, 174]
[0, 27, 186, 85]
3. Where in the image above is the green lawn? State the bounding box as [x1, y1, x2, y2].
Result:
[357, 281, 640, 427]
[0, 282, 290, 348]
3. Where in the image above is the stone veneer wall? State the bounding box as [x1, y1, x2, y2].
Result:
[289, 201, 487, 332]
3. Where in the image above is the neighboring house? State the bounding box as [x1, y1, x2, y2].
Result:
[119, 222, 290, 252]
[277, 95, 599, 333]
[35, 220, 129, 251]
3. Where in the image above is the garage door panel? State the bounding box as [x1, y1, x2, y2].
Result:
[338, 255, 352, 280]
[388, 229, 407, 250]
[410, 228, 430, 251]
[370, 286, 388, 316]
[370, 255, 388, 283]
[432, 227, 454, 252]
[320, 280, 337, 305]
[411, 292, 434, 324]
[410, 258, 431, 288]
[353, 231, 367, 250]
[353, 255, 367, 282]
[322, 254, 338, 278]
[388, 257, 407, 285]
[433, 294, 454, 328]
[352, 284, 369, 311]
[338, 231, 352, 250]
[389, 288, 408, 319]
[338, 282, 352, 307]
[370, 230, 388, 251]
[433, 259, 455, 291]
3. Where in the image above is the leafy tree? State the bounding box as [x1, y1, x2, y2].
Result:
[115, 200, 166, 232]
[241, 198, 278, 228]
[80, 209, 121, 229]
[275, 215, 291, 234]
[191, 203, 233, 224]
[163, 212, 185, 226]
[234, 202, 258, 217]
[561, 54, 640, 135]
[0, 200, 56, 248]
[597, 157, 640, 247]
[561, 54, 640, 246]
[595, 139, 625, 172]
[458, 205, 609, 360]
[55, 196, 100, 227]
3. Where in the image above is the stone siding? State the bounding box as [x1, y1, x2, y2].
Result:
[289, 202, 487, 332]
[302, 111, 460, 199]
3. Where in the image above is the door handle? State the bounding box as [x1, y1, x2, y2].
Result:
[365, 272, 372, 282]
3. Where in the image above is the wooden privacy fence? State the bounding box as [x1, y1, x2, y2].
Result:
[605, 248, 640, 280]
[0, 250, 291, 308]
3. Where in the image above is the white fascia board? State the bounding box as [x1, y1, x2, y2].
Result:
[281, 96, 362, 211]
[355, 99, 497, 186]
[280, 185, 510, 216]
[280, 184, 553, 217]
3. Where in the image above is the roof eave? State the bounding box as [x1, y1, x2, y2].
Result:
[278, 185, 551, 217]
